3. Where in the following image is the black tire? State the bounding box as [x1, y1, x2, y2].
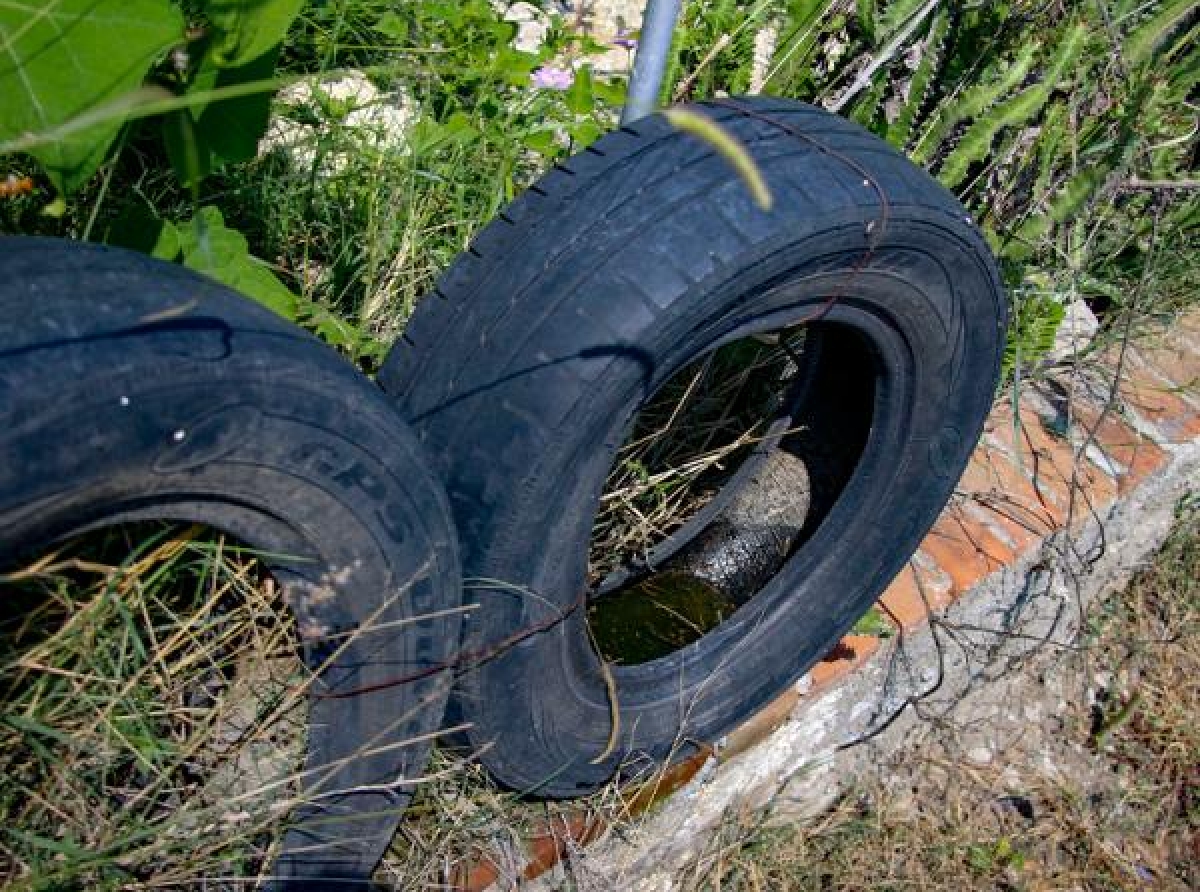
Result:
[380, 98, 1007, 796]
[0, 238, 462, 888]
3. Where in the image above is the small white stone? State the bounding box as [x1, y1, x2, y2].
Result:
[172, 430, 186, 442]
[119, 396, 130, 407]
[967, 745, 993, 765]
[503, 1, 550, 54]
[259, 71, 416, 174]
[1048, 298, 1100, 363]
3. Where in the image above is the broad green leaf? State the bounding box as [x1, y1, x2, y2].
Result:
[177, 207, 357, 348]
[192, 45, 280, 162]
[102, 204, 182, 261]
[523, 128, 558, 156]
[201, 0, 305, 68]
[570, 120, 603, 148]
[496, 47, 537, 86]
[179, 206, 298, 319]
[165, 45, 280, 185]
[592, 77, 626, 107]
[565, 65, 594, 116]
[0, 0, 184, 193]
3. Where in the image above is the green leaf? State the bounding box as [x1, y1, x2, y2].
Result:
[0, 0, 184, 194]
[178, 206, 298, 319]
[522, 128, 558, 156]
[569, 120, 604, 149]
[201, 0, 304, 68]
[886, 8, 949, 148]
[193, 46, 279, 161]
[496, 47, 537, 86]
[878, 0, 930, 41]
[410, 112, 477, 153]
[1001, 291, 1065, 380]
[176, 207, 358, 348]
[165, 45, 280, 185]
[857, 0, 876, 42]
[593, 77, 626, 107]
[564, 65, 595, 116]
[376, 11, 409, 41]
[937, 23, 1088, 189]
[163, 108, 207, 188]
[102, 204, 182, 261]
[765, 0, 837, 93]
[1125, 0, 1195, 66]
[913, 41, 1039, 163]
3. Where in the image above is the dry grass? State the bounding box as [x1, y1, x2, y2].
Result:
[0, 525, 308, 890]
[587, 329, 805, 586]
[0, 523, 642, 891]
[683, 507, 1199, 892]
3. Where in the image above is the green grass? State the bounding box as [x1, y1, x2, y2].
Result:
[3, 1, 1196, 373]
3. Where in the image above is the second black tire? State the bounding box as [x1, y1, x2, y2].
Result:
[381, 98, 1008, 795]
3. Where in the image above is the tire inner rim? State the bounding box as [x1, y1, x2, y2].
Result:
[587, 320, 876, 665]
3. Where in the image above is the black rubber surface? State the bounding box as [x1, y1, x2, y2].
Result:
[380, 98, 1008, 797]
[0, 239, 462, 888]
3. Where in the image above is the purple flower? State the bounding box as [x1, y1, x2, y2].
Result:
[531, 65, 574, 90]
[614, 28, 638, 50]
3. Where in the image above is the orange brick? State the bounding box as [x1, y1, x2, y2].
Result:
[449, 748, 712, 889]
[1072, 400, 1169, 492]
[1131, 323, 1200, 400]
[449, 853, 501, 892]
[624, 746, 715, 813]
[986, 396, 1130, 525]
[809, 635, 880, 692]
[920, 502, 1017, 594]
[1119, 351, 1200, 443]
[1064, 457, 1120, 522]
[1029, 426, 1119, 524]
[984, 405, 1076, 522]
[521, 813, 606, 882]
[1176, 308, 1200, 330]
[957, 443, 1059, 545]
[879, 551, 955, 631]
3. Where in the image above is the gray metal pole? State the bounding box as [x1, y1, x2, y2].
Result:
[620, 0, 684, 125]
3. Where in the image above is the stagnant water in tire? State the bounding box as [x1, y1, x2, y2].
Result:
[587, 323, 876, 665]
